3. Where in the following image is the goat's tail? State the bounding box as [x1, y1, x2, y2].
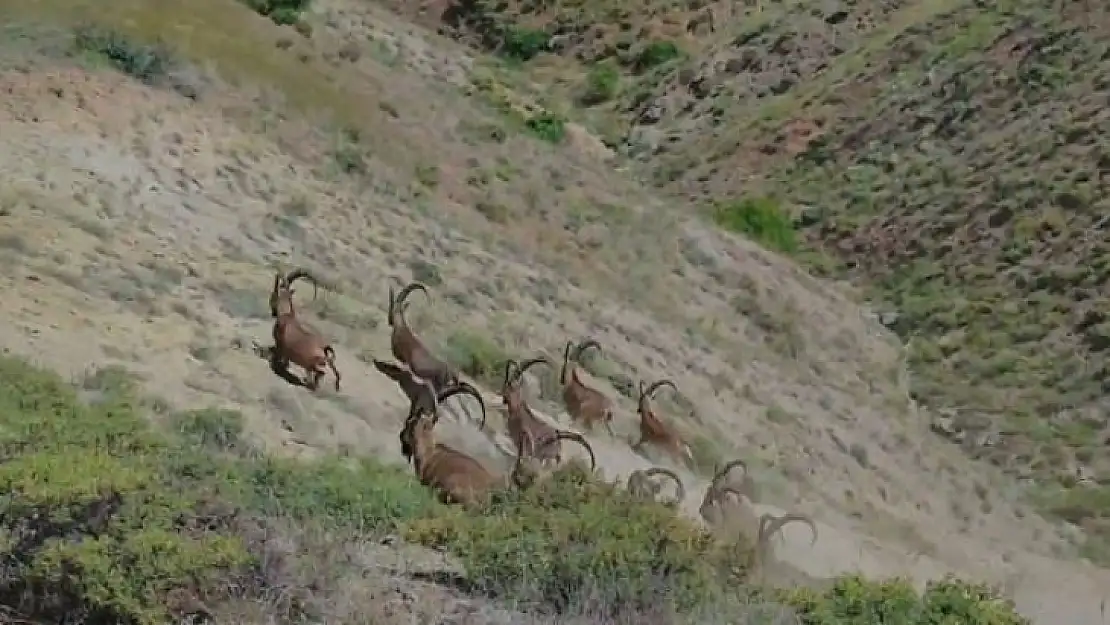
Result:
[324, 346, 341, 392]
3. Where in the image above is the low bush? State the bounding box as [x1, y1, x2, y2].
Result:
[404, 463, 754, 616]
[0, 354, 1033, 624]
[712, 196, 798, 254]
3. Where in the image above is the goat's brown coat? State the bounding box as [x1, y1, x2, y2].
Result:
[269, 268, 341, 392]
[559, 339, 615, 436]
[388, 282, 459, 392]
[632, 378, 692, 466]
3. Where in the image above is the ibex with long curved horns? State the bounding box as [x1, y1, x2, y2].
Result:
[560, 338, 615, 435]
[627, 466, 685, 508]
[632, 378, 692, 466]
[697, 459, 817, 567]
[388, 282, 459, 392]
[497, 356, 593, 468]
[267, 268, 341, 392]
[698, 459, 754, 527]
[400, 378, 595, 508]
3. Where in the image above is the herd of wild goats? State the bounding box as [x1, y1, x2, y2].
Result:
[259, 268, 818, 562]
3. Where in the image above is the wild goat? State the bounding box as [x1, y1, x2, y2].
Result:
[560, 338, 615, 435]
[268, 268, 341, 392]
[697, 459, 816, 565]
[374, 357, 487, 428]
[388, 281, 459, 392]
[626, 467, 685, 508]
[698, 458, 755, 526]
[752, 512, 818, 572]
[400, 379, 595, 508]
[496, 356, 593, 467]
[632, 378, 693, 466]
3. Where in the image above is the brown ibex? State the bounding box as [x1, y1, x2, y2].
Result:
[372, 358, 485, 427]
[698, 459, 755, 527]
[627, 467, 685, 508]
[560, 339, 615, 436]
[268, 268, 341, 392]
[400, 379, 595, 508]
[632, 378, 692, 466]
[751, 512, 818, 568]
[388, 282, 459, 392]
[697, 459, 817, 567]
[497, 356, 594, 468]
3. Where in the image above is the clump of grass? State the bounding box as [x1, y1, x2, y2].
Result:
[440, 329, 510, 386]
[580, 62, 620, 106]
[72, 24, 178, 85]
[404, 463, 752, 615]
[0, 354, 1032, 624]
[241, 0, 311, 26]
[635, 40, 681, 71]
[712, 196, 798, 254]
[525, 111, 567, 143]
[501, 26, 547, 62]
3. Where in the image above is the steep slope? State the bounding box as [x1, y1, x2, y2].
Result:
[0, 0, 1108, 622]
[380, 0, 1110, 562]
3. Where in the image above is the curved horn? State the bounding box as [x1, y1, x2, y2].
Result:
[560, 341, 573, 385]
[269, 271, 283, 317]
[644, 378, 677, 399]
[283, 268, 320, 301]
[511, 356, 551, 385]
[400, 377, 438, 460]
[573, 338, 602, 361]
[547, 430, 596, 471]
[437, 381, 486, 431]
[709, 458, 749, 491]
[757, 512, 818, 555]
[502, 359, 519, 392]
[389, 282, 428, 326]
[641, 467, 685, 503]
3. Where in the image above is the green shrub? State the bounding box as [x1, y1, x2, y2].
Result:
[403, 464, 753, 615]
[712, 196, 798, 254]
[525, 111, 567, 143]
[72, 25, 178, 85]
[242, 0, 312, 25]
[580, 62, 620, 105]
[778, 575, 1029, 625]
[0, 356, 440, 624]
[635, 40, 681, 71]
[440, 329, 511, 385]
[501, 26, 547, 62]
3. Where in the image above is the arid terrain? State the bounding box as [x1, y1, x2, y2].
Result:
[1, 0, 1109, 623]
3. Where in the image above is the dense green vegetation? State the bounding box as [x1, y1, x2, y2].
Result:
[0, 355, 1028, 623]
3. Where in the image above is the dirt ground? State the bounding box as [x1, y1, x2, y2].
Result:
[0, 2, 1109, 622]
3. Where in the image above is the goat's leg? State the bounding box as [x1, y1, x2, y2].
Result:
[603, 412, 616, 437]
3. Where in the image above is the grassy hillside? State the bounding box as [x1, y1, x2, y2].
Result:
[0, 0, 1107, 620]
[385, 0, 1110, 552]
[0, 354, 1027, 624]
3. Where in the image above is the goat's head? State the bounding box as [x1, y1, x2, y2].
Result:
[269, 267, 320, 317]
[500, 356, 551, 410]
[388, 282, 429, 328]
[628, 467, 685, 505]
[399, 376, 486, 463]
[560, 338, 602, 385]
[755, 512, 818, 563]
[704, 458, 750, 506]
[512, 430, 597, 489]
[637, 378, 677, 417]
